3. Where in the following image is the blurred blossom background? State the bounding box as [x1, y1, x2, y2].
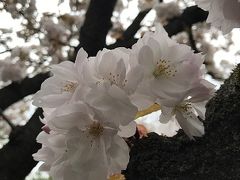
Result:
[0, 0, 239, 179]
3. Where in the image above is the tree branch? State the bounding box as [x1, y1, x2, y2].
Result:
[76, 0, 118, 56]
[108, 5, 208, 49]
[0, 108, 43, 180]
[0, 72, 49, 111]
[165, 5, 208, 37]
[186, 25, 199, 53]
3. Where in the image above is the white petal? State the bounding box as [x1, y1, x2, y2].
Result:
[98, 51, 117, 77]
[175, 109, 204, 140]
[138, 45, 154, 70]
[159, 106, 174, 124]
[118, 121, 137, 138]
[124, 65, 144, 95]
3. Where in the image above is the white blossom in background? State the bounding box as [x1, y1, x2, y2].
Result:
[154, 2, 181, 24]
[69, 0, 90, 11]
[138, 0, 158, 11]
[59, 14, 84, 30]
[11, 46, 30, 61]
[195, 0, 240, 34]
[0, 60, 25, 82]
[41, 18, 70, 45]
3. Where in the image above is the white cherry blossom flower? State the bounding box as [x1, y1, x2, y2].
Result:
[82, 47, 143, 95]
[195, 0, 240, 34]
[159, 79, 215, 139]
[79, 48, 141, 126]
[33, 48, 88, 108]
[131, 24, 204, 109]
[33, 102, 132, 180]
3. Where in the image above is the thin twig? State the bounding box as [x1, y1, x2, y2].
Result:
[186, 25, 199, 53]
[0, 49, 11, 54]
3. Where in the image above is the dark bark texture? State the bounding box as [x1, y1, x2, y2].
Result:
[76, 0, 118, 56]
[124, 65, 240, 180]
[0, 73, 49, 111]
[0, 108, 43, 180]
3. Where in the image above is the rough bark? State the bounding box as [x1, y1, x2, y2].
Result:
[124, 64, 240, 180]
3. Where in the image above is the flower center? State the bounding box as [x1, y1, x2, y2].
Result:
[175, 102, 192, 113]
[88, 121, 104, 138]
[153, 59, 177, 78]
[96, 72, 127, 88]
[61, 80, 78, 93]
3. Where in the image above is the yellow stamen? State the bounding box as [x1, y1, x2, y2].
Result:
[175, 103, 191, 113]
[153, 59, 177, 78]
[108, 174, 125, 180]
[88, 121, 104, 138]
[135, 103, 161, 119]
[62, 81, 78, 92]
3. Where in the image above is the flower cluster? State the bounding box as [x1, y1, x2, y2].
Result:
[0, 61, 25, 82]
[138, 0, 158, 11]
[195, 0, 240, 34]
[154, 2, 181, 25]
[33, 24, 214, 180]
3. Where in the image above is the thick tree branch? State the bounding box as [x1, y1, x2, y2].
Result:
[76, 0, 118, 56]
[165, 5, 208, 37]
[0, 72, 49, 111]
[0, 108, 43, 180]
[107, 8, 151, 50]
[122, 9, 151, 41]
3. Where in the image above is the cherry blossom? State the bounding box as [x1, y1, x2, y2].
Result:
[33, 102, 132, 180]
[130, 24, 204, 109]
[159, 79, 215, 139]
[195, 0, 240, 34]
[33, 48, 88, 108]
